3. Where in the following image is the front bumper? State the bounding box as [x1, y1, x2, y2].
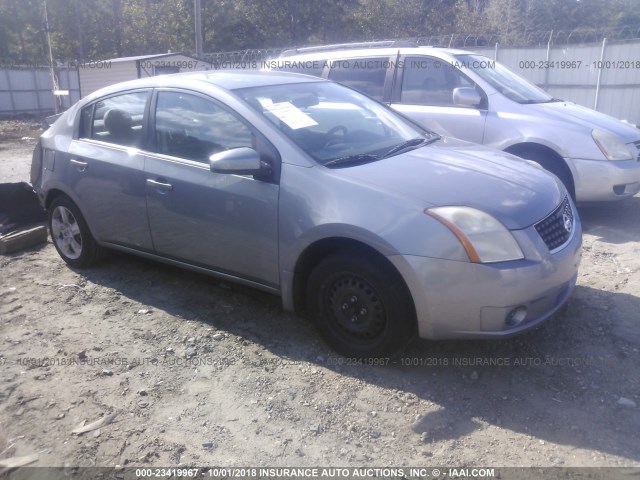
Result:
[568, 157, 640, 202]
[388, 214, 582, 340]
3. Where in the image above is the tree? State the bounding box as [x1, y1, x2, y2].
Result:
[0, 0, 638, 64]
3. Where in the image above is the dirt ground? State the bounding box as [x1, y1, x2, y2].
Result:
[1, 120, 639, 470]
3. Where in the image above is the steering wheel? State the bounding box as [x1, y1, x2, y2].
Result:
[324, 125, 348, 149]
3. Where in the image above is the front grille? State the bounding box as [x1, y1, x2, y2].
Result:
[534, 197, 574, 252]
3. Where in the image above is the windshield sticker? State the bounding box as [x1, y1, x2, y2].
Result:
[264, 101, 318, 130]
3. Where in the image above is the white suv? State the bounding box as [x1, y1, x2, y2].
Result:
[271, 42, 640, 202]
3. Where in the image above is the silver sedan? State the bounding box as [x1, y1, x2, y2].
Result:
[31, 71, 582, 357]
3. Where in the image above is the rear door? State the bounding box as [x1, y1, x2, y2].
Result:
[390, 55, 487, 143]
[68, 90, 153, 250]
[144, 89, 280, 287]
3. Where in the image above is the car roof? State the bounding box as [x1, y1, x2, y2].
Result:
[82, 70, 325, 104]
[277, 46, 475, 61]
[182, 70, 325, 89]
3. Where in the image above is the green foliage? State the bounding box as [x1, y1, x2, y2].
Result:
[0, 0, 637, 64]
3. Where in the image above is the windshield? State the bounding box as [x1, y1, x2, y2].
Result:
[236, 82, 435, 165]
[455, 54, 553, 104]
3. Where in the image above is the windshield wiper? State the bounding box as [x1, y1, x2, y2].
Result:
[323, 153, 380, 168]
[323, 134, 441, 168]
[382, 135, 440, 158]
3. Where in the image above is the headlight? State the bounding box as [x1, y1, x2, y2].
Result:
[592, 129, 633, 161]
[426, 207, 524, 263]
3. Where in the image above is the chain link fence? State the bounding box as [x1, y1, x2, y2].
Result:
[202, 27, 640, 64]
[416, 26, 640, 48]
[2, 27, 639, 121]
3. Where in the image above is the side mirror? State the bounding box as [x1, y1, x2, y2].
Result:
[209, 147, 272, 176]
[453, 87, 482, 108]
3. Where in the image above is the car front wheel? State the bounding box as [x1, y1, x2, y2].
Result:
[49, 196, 104, 268]
[512, 147, 576, 201]
[306, 251, 416, 358]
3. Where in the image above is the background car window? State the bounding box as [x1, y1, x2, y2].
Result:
[154, 91, 253, 163]
[328, 57, 388, 100]
[85, 91, 148, 147]
[400, 57, 474, 106]
[273, 62, 324, 77]
[455, 54, 551, 104]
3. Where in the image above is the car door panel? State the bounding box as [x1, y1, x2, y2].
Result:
[68, 89, 153, 250]
[391, 104, 487, 143]
[144, 89, 280, 287]
[67, 141, 151, 249]
[144, 155, 279, 286]
[391, 55, 488, 144]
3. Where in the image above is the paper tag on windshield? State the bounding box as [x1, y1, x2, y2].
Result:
[265, 102, 318, 130]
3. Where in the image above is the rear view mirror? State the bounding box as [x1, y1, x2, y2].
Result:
[453, 87, 482, 108]
[291, 93, 319, 109]
[209, 147, 272, 176]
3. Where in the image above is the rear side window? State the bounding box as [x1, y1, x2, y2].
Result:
[328, 57, 389, 100]
[81, 91, 149, 147]
[154, 91, 253, 163]
[400, 57, 474, 107]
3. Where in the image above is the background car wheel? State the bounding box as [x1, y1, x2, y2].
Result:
[306, 250, 416, 358]
[49, 196, 105, 268]
[510, 146, 576, 201]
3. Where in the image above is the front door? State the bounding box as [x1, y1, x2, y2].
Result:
[390, 56, 487, 144]
[144, 89, 280, 287]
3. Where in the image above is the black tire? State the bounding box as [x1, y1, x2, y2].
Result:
[48, 195, 105, 268]
[306, 250, 416, 358]
[513, 147, 576, 201]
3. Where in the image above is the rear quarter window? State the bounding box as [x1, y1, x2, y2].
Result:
[78, 105, 93, 139]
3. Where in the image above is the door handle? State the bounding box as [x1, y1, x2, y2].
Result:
[146, 178, 173, 192]
[70, 159, 88, 172]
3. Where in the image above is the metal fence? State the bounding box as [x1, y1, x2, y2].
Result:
[468, 38, 640, 125]
[416, 26, 640, 48]
[0, 67, 80, 118]
[1, 32, 639, 125]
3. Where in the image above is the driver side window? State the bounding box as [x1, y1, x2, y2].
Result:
[154, 91, 253, 163]
[400, 57, 475, 107]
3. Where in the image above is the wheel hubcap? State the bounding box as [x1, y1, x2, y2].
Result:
[328, 276, 385, 340]
[51, 206, 83, 260]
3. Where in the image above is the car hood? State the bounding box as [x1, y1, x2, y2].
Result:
[336, 138, 565, 230]
[526, 101, 640, 143]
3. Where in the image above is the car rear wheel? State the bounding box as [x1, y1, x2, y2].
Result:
[49, 196, 104, 268]
[306, 251, 416, 358]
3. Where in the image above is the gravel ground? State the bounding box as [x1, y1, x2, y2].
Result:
[1, 120, 639, 470]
